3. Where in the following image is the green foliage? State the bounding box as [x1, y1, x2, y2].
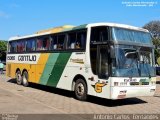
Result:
[0, 40, 7, 51]
[153, 39, 160, 61]
[143, 20, 160, 64]
[0, 40, 7, 60]
[143, 20, 160, 38]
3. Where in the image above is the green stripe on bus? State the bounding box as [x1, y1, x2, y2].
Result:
[39, 53, 60, 85]
[46, 53, 72, 87]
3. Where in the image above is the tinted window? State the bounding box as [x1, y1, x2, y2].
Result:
[112, 27, 152, 44]
[26, 39, 36, 52]
[91, 26, 108, 43]
[76, 31, 86, 49]
[57, 35, 65, 50]
[17, 41, 25, 52]
[90, 45, 97, 74]
[37, 36, 50, 51]
[67, 32, 76, 49]
[10, 41, 17, 53]
[98, 46, 109, 79]
[51, 35, 58, 50]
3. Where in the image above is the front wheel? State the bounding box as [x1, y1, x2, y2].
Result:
[16, 70, 22, 85]
[74, 79, 87, 101]
[22, 71, 29, 87]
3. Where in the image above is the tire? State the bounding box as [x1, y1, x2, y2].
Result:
[16, 70, 22, 85]
[74, 78, 87, 101]
[22, 71, 29, 87]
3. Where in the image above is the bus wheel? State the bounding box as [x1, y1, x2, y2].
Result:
[16, 70, 22, 85]
[22, 71, 29, 87]
[74, 79, 87, 101]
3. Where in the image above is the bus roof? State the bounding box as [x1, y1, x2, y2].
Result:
[9, 22, 149, 41]
[87, 23, 148, 32]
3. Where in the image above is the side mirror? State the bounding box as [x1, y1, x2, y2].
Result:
[110, 45, 115, 58]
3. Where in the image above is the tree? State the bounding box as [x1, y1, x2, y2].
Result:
[143, 20, 160, 38]
[0, 40, 7, 61]
[143, 20, 160, 64]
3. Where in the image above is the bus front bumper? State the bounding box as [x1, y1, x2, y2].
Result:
[110, 85, 156, 99]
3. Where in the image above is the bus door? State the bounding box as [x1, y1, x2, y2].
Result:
[90, 26, 111, 98]
[96, 45, 111, 98]
[97, 45, 109, 79]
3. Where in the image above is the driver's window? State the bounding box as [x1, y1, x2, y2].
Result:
[98, 46, 109, 79]
[91, 26, 109, 43]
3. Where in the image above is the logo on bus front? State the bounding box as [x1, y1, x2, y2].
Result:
[124, 78, 137, 82]
[92, 81, 107, 93]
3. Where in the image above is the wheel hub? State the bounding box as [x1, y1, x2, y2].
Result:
[77, 83, 84, 96]
[17, 74, 21, 82]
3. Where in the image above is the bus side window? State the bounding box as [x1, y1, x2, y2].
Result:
[17, 42, 20, 52]
[37, 38, 43, 50]
[52, 36, 58, 50]
[67, 32, 76, 49]
[57, 34, 65, 50]
[10, 41, 17, 53]
[91, 26, 108, 43]
[26, 39, 35, 52]
[17, 41, 25, 52]
[76, 31, 86, 49]
[42, 37, 50, 50]
[31, 39, 36, 51]
[21, 41, 25, 52]
[36, 36, 50, 51]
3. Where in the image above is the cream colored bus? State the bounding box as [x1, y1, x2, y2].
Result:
[6, 23, 156, 100]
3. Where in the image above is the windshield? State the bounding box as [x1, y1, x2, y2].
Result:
[112, 27, 152, 44]
[139, 47, 155, 77]
[112, 45, 155, 77]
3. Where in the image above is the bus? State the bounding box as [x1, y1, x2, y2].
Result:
[6, 23, 156, 100]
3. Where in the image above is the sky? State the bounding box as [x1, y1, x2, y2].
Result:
[0, 0, 159, 40]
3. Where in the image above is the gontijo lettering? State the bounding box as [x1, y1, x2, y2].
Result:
[18, 55, 36, 61]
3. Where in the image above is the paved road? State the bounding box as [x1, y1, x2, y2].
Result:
[0, 74, 160, 119]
